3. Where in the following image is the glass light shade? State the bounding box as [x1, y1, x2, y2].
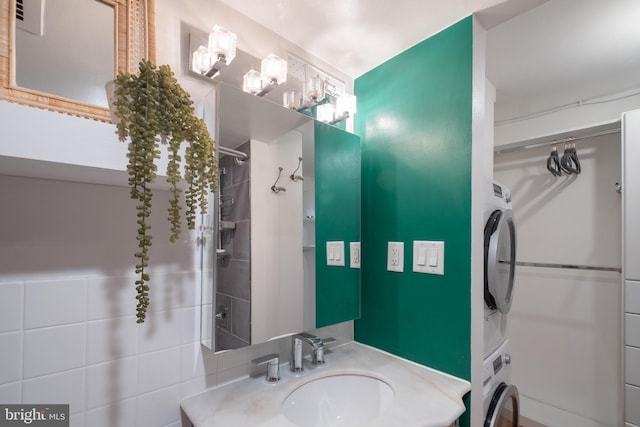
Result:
[316, 103, 336, 123]
[336, 94, 357, 115]
[192, 45, 211, 74]
[243, 69, 262, 94]
[283, 90, 302, 109]
[261, 54, 287, 85]
[208, 25, 237, 64]
[305, 74, 325, 102]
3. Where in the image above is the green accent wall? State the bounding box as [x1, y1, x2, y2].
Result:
[354, 16, 473, 382]
[315, 121, 361, 327]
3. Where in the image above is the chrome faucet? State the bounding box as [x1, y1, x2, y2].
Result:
[252, 353, 281, 382]
[290, 332, 336, 372]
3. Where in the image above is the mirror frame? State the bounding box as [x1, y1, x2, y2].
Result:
[0, 0, 156, 122]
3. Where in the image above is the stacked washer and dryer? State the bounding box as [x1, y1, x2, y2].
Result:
[483, 178, 520, 427]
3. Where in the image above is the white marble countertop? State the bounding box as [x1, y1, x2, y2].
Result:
[181, 342, 471, 427]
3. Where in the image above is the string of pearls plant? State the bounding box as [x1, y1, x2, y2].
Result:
[112, 60, 217, 323]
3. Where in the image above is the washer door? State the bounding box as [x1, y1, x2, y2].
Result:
[485, 383, 519, 427]
[484, 209, 516, 314]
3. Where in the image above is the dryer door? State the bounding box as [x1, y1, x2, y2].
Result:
[484, 209, 516, 314]
[485, 383, 519, 427]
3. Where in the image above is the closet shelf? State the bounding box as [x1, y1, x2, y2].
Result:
[494, 120, 621, 155]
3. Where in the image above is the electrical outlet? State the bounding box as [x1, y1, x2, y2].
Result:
[387, 242, 404, 272]
[350, 242, 361, 269]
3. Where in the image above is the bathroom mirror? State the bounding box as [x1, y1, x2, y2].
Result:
[0, 0, 156, 122]
[200, 83, 361, 352]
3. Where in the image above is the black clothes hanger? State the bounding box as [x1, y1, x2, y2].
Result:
[560, 140, 581, 174]
[569, 142, 581, 174]
[547, 143, 562, 176]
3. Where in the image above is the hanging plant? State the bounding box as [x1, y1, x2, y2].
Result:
[111, 60, 217, 323]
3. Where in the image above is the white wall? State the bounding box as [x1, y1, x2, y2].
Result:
[494, 91, 640, 147]
[494, 131, 622, 427]
[470, 19, 490, 427]
[251, 131, 305, 343]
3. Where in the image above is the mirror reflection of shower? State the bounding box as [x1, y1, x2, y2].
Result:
[214, 142, 251, 351]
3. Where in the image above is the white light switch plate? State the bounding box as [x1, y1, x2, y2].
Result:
[326, 241, 345, 266]
[413, 241, 444, 275]
[350, 242, 361, 269]
[387, 242, 404, 272]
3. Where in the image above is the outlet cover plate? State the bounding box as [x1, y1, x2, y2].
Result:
[387, 242, 404, 272]
[413, 240, 444, 275]
[350, 242, 361, 269]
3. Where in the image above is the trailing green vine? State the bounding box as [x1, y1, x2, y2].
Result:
[112, 60, 217, 323]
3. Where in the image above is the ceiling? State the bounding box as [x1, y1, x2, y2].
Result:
[218, 0, 640, 122]
[217, 0, 520, 78]
[486, 0, 640, 122]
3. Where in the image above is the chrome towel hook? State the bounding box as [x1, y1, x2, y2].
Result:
[271, 167, 287, 193]
[290, 157, 304, 182]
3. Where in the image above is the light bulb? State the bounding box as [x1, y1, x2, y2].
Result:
[261, 54, 287, 85]
[209, 25, 237, 65]
[316, 103, 336, 123]
[243, 69, 262, 94]
[191, 46, 211, 75]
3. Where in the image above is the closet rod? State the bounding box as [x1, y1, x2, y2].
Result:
[515, 261, 621, 273]
[494, 126, 620, 155]
[218, 146, 248, 159]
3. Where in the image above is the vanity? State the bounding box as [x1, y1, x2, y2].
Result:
[181, 341, 470, 427]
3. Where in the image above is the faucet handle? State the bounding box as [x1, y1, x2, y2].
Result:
[312, 337, 336, 366]
[252, 353, 280, 382]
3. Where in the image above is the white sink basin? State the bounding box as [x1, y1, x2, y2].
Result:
[281, 374, 395, 427]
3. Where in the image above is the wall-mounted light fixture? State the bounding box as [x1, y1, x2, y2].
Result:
[316, 93, 357, 124]
[191, 25, 237, 78]
[242, 54, 288, 97]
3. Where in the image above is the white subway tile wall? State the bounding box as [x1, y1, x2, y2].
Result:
[24, 278, 87, 328]
[0, 282, 23, 332]
[0, 332, 22, 384]
[0, 175, 354, 427]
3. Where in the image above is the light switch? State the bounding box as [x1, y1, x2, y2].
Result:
[387, 242, 404, 272]
[427, 247, 438, 267]
[413, 241, 444, 275]
[417, 247, 427, 266]
[350, 242, 361, 269]
[326, 241, 345, 266]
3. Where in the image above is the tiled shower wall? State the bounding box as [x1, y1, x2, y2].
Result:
[0, 174, 352, 427]
[216, 141, 252, 350]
